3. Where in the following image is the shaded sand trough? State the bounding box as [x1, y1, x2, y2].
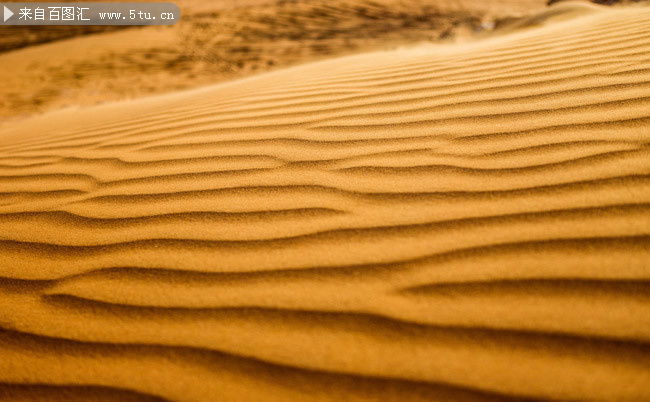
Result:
[1, 2, 650, 401]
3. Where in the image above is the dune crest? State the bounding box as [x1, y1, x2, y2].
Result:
[1, 4, 650, 401]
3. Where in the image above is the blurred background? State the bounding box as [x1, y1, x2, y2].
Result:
[0, 0, 636, 122]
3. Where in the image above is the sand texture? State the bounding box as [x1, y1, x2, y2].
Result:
[1, 2, 650, 401]
[0, 0, 549, 120]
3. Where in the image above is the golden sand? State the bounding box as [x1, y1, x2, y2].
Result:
[0, 2, 649, 401]
[0, 0, 549, 120]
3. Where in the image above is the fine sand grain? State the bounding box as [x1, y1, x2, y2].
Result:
[0, 2, 650, 401]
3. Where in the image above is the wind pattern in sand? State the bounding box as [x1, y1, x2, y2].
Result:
[1, 4, 650, 401]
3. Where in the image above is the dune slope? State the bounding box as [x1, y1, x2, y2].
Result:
[1, 3, 650, 401]
[0, 0, 551, 121]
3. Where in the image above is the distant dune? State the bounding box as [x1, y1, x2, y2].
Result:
[1, 2, 650, 401]
[0, 0, 549, 121]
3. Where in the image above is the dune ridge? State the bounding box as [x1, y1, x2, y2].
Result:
[1, 3, 650, 401]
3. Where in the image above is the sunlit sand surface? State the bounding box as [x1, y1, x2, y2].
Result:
[0, 2, 649, 401]
[0, 0, 549, 120]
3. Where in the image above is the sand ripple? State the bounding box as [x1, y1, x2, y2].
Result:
[0, 4, 649, 401]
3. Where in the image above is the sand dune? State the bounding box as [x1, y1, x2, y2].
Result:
[1, 2, 650, 401]
[0, 0, 550, 120]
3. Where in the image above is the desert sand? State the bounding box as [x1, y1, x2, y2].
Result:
[0, 1, 650, 401]
[0, 0, 549, 121]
